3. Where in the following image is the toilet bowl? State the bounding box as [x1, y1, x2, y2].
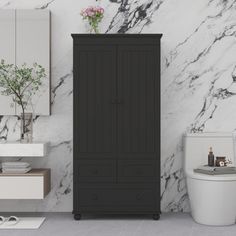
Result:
[184, 132, 236, 226]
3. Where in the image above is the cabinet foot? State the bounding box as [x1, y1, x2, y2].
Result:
[152, 213, 160, 220]
[74, 214, 81, 220]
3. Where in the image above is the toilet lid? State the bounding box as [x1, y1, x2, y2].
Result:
[187, 170, 236, 181]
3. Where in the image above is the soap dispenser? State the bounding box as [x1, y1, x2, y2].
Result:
[208, 147, 214, 166]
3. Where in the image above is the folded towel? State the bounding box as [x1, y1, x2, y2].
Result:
[2, 167, 31, 174]
[2, 162, 30, 168]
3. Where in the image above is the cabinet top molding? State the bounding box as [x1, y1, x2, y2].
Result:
[71, 33, 162, 38]
[72, 34, 162, 45]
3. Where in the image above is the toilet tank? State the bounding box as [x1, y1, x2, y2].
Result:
[184, 132, 235, 172]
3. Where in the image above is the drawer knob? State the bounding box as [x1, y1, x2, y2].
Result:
[136, 169, 143, 175]
[91, 194, 98, 201]
[136, 193, 143, 200]
[91, 169, 98, 175]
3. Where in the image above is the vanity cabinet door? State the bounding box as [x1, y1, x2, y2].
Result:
[15, 10, 50, 115]
[0, 10, 16, 115]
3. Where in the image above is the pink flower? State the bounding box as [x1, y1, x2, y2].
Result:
[81, 6, 104, 17]
[98, 7, 104, 13]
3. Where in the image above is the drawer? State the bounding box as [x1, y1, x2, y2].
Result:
[0, 169, 50, 199]
[118, 160, 157, 182]
[78, 185, 157, 209]
[77, 160, 116, 182]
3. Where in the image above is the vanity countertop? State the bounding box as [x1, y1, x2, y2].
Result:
[0, 168, 50, 176]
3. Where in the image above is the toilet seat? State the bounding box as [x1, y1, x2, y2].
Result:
[187, 170, 236, 181]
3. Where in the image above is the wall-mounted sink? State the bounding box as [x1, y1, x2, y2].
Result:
[0, 142, 48, 157]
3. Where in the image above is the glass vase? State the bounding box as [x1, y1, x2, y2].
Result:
[20, 112, 33, 143]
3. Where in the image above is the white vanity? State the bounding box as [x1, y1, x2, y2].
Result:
[0, 142, 50, 199]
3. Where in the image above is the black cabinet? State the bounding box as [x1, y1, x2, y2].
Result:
[72, 34, 162, 220]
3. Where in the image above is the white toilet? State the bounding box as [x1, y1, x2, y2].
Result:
[184, 132, 236, 226]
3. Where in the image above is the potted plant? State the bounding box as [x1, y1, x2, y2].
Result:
[0, 60, 46, 143]
[81, 5, 104, 33]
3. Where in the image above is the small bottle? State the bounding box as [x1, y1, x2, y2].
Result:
[208, 147, 214, 166]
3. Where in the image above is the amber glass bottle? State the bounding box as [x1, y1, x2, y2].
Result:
[208, 147, 214, 166]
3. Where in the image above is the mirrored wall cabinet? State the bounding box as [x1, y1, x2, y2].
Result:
[0, 9, 51, 115]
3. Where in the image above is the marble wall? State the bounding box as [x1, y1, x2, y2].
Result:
[0, 0, 235, 212]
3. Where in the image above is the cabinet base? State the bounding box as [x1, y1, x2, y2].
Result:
[73, 212, 160, 220]
[152, 213, 160, 220]
[73, 214, 81, 221]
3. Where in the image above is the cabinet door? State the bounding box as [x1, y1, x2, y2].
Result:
[15, 10, 50, 115]
[117, 45, 160, 159]
[74, 45, 116, 159]
[0, 10, 16, 115]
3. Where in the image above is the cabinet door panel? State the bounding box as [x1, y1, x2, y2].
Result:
[74, 45, 116, 159]
[117, 45, 159, 159]
[16, 10, 50, 115]
[0, 10, 16, 115]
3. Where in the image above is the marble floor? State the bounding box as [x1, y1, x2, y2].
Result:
[0, 213, 236, 236]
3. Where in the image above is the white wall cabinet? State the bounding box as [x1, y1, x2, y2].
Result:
[0, 9, 50, 115]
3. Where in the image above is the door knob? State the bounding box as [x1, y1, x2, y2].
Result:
[136, 193, 143, 200]
[91, 169, 98, 175]
[117, 99, 123, 104]
[91, 194, 98, 200]
[111, 99, 124, 104]
[136, 169, 143, 175]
